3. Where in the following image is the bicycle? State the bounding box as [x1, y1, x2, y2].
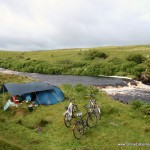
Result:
[88, 94, 101, 120]
[63, 98, 78, 128]
[72, 104, 97, 139]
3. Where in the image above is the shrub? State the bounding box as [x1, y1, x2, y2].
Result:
[126, 54, 146, 64]
[83, 63, 101, 76]
[140, 104, 150, 115]
[102, 105, 120, 115]
[56, 59, 73, 64]
[62, 84, 99, 100]
[130, 100, 144, 110]
[116, 72, 128, 76]
[145, 59, 150, 67]
[83, 62, 114, 76]
[74, 84, 87, 93]
[46, 67, 62, 74]
[61, 84, 74, 98]
[133, 64, 147, 76]
[120, 61, 136, 74]
[85, 50, 108, 60]
[72, 61, 87, 68]
[108, 57, 124, 65]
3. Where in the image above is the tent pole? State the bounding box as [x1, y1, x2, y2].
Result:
[52, 91, 63, 103]
[2, 83, 6, 101]
[34, 92, 46, 115]
[35, 92, 41, 105]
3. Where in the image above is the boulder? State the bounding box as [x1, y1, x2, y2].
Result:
[139, 73, 150, 84]
[130, 80, 137, 86]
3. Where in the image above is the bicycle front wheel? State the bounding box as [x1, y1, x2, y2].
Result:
[64, 113, 72, 128]
[73, 121, 84, 139]
[86, 112, 97, 128]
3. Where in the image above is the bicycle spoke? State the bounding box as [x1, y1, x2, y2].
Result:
[87, 112, 97, 128]
[73, 122, 84, 139]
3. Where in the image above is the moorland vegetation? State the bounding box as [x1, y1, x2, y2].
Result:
[0, 45, 150, 81]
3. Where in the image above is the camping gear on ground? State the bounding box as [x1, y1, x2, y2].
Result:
[3, 99, 12, 111]
[16, 95, 25, 103]
[3, 99, 19, 111]
[12, 96, 19, 103]
[0, 82, 65, 111]
[12, 95, 25, 104]
[28, 103, 34, 112]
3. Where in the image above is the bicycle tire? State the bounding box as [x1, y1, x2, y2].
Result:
[86, 112, 97, 128]
[94, 106, 101, 120]
[73, 121, 84, 139]
[64, 113, 72, 128]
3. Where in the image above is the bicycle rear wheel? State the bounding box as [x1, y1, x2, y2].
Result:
[64, 113, 72, 128]
[94, 107, 101, 120]
[73, 121, 84, 139]
[86, 112, 97, 128]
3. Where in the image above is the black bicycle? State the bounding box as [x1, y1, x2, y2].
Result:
[72, 105, 97, 139]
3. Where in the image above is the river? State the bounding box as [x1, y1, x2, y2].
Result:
[0, 68, 149, 103]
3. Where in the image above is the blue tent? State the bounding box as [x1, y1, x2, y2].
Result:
[0, 82, 65, 105]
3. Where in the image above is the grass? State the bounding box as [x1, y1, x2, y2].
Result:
[0, 138, 22, 150]
[0, 73, 149, 150]
[0, 73, 33, 85]
[0, 45, 150, 63]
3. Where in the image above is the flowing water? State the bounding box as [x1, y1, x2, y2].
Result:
[0, 68, 149, 103]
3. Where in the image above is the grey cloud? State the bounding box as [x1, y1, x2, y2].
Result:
[0, 0, 150, 51]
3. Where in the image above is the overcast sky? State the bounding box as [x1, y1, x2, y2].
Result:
[0, 0, 150, 51]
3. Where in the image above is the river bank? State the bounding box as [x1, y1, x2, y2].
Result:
[0, 68, 149, 103]
[98, 81, 150, 103]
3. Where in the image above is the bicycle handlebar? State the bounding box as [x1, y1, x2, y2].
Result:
[90, 94, 95, 97]
[85, 94, 95, 98]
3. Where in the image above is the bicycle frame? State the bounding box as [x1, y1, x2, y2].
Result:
[73, 109, 97, 139]
[75, 104, 96, 127]
[75, 112, 91, 128]
[89, 99, 101, 114]
[63, 102, 73, 117]
[63, 100, 78, 128]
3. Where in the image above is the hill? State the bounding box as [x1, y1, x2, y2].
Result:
[0, 45, 150, 81]
[0, 73, 149, 150]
